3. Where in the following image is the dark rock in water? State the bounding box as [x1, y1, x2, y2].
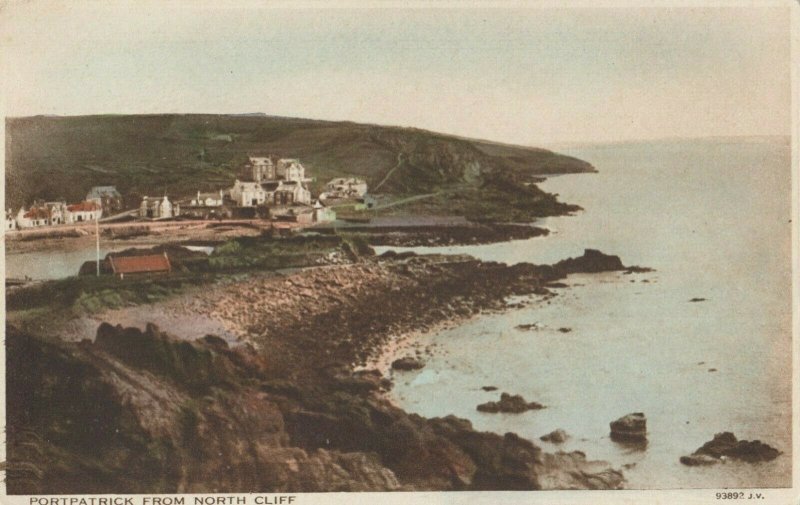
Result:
[689, 298, 707, 302]
[624, 266, 655, 274]
[681, 432, 781, 465]
[708, 368, 717, 372]
[515, 323, 541, 331]
[481, 386, 498, 392]
[557, 327, 572, 333]
[610, 413, 647, 442]
[391, 356, 425, 371]
[477, 393, 545, 413]
[553, 249, 625, 274]
[540, 429, 568, 444]
[545, 282, 569, 289]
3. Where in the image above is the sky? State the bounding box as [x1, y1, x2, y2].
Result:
[0, 1, 794, 145]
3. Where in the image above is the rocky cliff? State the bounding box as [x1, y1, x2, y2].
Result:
[6, 250, 633, 493]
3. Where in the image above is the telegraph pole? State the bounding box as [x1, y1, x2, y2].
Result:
[95, 209, 100, 276]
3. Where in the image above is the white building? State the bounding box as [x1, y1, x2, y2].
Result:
[16, 206, 51, 228]
[190, 190, 225, 207]
[313, 200, 336, 223]
[261, 180, 312, 206]
[139, 196, 174, 219]
[248, 156, 276, 182]
[66, 201, 103, 223]
[5, 209, 16, 231]
[277, 159, 311, 183]
[230, 180, 267, 207]
[323, 177, 368, 199]
[45, 201, 68, 225]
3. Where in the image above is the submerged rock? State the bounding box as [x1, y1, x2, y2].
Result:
[680, 432, 781, 465]
[689, 298, 707, 302]
[679, 454, 719, 466]
[609, 413, 647, 443]
[477, 393, 545, 413]
[540, 429, 568, 444]
[481, 386, 498, 392]
[391, 356, 425, 371]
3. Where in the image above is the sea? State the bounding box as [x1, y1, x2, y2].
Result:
[373, 137, 793, 489]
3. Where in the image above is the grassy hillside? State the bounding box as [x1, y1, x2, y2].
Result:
[5, 114, 594, 220]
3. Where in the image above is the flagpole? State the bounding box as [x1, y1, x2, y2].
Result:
[96, 209, 100, 277]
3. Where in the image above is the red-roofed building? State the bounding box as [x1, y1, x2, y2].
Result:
[16, 206, 52, 228]
[108, 253, 172, 278]
[67, 201, 103, 223]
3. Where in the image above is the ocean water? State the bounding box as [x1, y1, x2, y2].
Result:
[376, 138, 793, 489]
[5, 246, 131, 280]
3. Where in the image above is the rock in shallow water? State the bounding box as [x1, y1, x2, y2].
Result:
[477, 393, 545, 413]
[540, 429, 568, 444]
[609, 413, 647, 443]
[680, 432, 781, 465]
[679, 454, 720, 466]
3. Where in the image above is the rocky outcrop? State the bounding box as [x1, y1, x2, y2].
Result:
[7, 322, 624, 493]
[536, 451, 625, 490]
[540, 429, 568, 444]
[391, 356, 425, 371]
[553, 249, 625, 274]
[477, 393, 545, 413]
[7, 250, 639, 493]
[680, 432, 781, 466]
[610, 413, 647, 443]
[336, 223, 549, 248]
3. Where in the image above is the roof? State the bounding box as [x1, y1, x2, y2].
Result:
[249, 156, 273, 164]
[24, 207, 51, 219]
[109, 253, 171, 274]
[87, 186, 121, 199]
[327, 177, 365, 185]
[261, 182, 280, 191]
[67, 201, 100, 212]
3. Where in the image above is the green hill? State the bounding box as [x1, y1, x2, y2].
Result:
[5, 114, 594, 221]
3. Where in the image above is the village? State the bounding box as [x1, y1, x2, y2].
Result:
[5, 155, 372, 231]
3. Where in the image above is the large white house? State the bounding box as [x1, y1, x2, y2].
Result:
[248, 156, 277, 182]
[276, 158, 311, 183]
[230, 181, 268, 207]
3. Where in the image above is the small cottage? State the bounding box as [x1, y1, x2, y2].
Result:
[324, 177, 368, 198]
[190, 190, 225, 207]
[108, 253, 172, 278]
[66, 201, 102, 223]
[313, 200, 336, 223]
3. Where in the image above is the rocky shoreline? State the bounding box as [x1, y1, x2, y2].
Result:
[6, 248, 638, 493]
